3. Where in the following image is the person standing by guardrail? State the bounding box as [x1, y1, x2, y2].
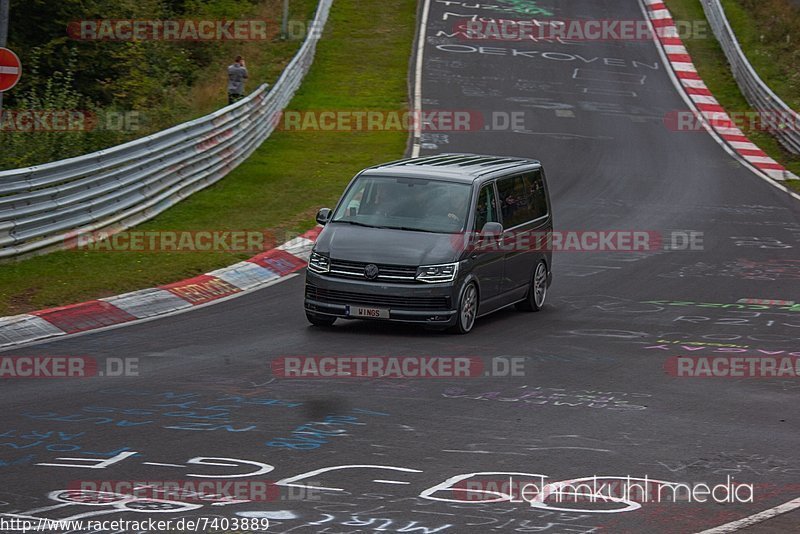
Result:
[227, 55, 249, 105]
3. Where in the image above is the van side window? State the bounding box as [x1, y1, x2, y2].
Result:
[497, 171, 548, 228]
[474, 183, 498, 231]
[528, 170, 549, 220]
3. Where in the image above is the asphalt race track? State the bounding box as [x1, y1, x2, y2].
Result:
[1, 0, 799, 533]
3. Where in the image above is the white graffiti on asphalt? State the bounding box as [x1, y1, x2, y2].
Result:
[8, 450, 690, 522]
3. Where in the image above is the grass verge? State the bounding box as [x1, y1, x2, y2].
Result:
[723, 0, 799, 111]
[0, 0, 417, 315]
[1, 0, 318, 170]
[666, 0, 800, 193]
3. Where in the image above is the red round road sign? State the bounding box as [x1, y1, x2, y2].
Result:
[0, 48, 22, 92]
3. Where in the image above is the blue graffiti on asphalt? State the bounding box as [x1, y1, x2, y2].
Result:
[21, 390, 305, 433]
[266, 408, 390, 450]
[16, 389, 389, 454]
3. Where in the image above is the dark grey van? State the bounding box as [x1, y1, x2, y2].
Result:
[304, 154, 553, 334]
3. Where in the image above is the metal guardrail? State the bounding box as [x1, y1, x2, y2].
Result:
[702, 0, 800, 156]
[0, 0, 332, 260]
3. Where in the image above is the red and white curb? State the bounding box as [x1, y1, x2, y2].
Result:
[644, 0, 798, 182]
[0, 227, 321, 348]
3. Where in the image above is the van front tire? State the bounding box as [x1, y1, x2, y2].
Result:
[516, 261, 548, 312]
[449, 282, 478, 334]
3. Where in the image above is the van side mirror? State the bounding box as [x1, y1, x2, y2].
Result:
[316, 208, 332, 225]
[480, 221, 503, 237]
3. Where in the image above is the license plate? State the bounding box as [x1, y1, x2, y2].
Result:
[347, 305, 390, 319]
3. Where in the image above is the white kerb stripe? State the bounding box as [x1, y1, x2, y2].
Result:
[672, 62, 697, 72]
[664, 45, 688, 55]
[762, 169, 789, 180]
[649, 9, 672, 20]
[743, 156, 776, 164]
[656, 26, 680, 38]
[681, 79, 707, 89]
[691, 95, 719, 105]
[729, 141, 760, 150]
[715, 126, 745, 137]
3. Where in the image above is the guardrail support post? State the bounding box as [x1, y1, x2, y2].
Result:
[281, 0, 289, 39]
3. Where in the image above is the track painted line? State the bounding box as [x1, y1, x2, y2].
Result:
[694, 497, 800, 533]
[411, 0, 431, 158]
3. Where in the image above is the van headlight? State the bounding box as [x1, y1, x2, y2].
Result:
[416, 262, 458, 283]
[308, 251, 330, 273]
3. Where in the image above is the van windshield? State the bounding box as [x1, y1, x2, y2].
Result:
[331, 176, 472, 234]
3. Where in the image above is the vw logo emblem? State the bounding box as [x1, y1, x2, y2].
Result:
[364, 264, 380, 280]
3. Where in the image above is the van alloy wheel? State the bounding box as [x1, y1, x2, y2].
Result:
[450, 282, 478, 334]
[516, 261, 547, 312]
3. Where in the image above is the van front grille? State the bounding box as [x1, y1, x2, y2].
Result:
[306, 284, 450, 310]
[328, 259, 418, 283]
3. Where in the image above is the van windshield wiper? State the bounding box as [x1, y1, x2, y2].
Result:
[334, 220, 451, 234]
[384, 226, 445, 234]
[333, 220, 380, 229]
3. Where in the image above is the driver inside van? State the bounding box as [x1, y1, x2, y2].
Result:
[432, 187, 469, 228]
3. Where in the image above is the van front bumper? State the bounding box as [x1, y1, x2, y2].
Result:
[304, 270, 459, 325]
